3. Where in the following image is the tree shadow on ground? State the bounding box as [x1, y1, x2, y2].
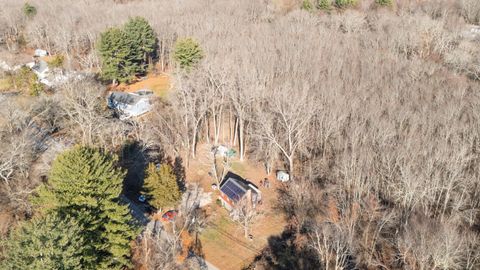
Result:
[245, 226, 320, 270]
[119, 141, 164, 199]
[173, 156, 187, 192]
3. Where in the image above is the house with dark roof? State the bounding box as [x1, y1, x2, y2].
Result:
[218, 172, 261, 210]
[107, 89, 153, 120]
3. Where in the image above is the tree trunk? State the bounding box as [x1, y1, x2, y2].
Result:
[212, 113, 218, 145]
[233, 117, 238, 146]
[191, 129, 197, 158]
[228, 109, 233, 145]
[288, 157, 294, 181]
[213, 112, 222, 145]
[205, 115, 210, 144]
[265, 162, 272, 175]
[239, 119, 244, 161]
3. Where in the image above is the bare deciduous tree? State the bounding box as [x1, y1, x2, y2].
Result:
[231, 195, 260, 239]
[309, 222, 352, 270]
[253, 85, 316, 180]
[173, 70, 211, 160]
[56, 79, 106, 145]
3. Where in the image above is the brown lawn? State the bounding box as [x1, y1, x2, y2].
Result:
[116, 73, 171, 98]
[0, 78, 12, 92]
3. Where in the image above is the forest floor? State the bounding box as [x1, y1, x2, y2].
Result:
[186, 144, 286, 270]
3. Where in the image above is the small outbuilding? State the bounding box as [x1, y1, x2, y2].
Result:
[276, 170, 290, 182]
[34, 49, 49, 57]
[212, 145, 236, 158]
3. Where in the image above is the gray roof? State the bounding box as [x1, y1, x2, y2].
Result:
[108, 92, 143, 105]
[32, 60, 48, 74]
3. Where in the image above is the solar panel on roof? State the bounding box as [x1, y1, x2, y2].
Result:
[220, 179, 246, 202]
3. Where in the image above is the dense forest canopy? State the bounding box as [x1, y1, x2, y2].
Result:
[0, 0, 480, 269]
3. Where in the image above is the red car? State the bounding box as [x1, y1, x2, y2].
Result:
[161, 210, 178, 222]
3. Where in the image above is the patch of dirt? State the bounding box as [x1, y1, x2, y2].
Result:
[0, 48, 33, 66]
[0, 210, 16, 236]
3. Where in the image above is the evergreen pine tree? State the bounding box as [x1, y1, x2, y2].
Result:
[124, 17, 157, 70]
[98, 27, 136, 84]
[173, 38, 204, 70]
[142, 163, 181, 210]
[0, 213, 89, 270]
[98, 18, 157, 84]
[35, 146, 137, 270]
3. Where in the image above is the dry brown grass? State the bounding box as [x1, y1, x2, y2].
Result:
[116, 73, 170, 98]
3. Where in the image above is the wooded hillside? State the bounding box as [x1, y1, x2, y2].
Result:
[1, 0, 480, 269]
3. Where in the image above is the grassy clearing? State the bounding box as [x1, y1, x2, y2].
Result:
[200, 214, 231, 241]
[199, 210, 257, 269]
[0, 78, 12, 92]
[199, 199, 285, 269]
[230, 161, 247, 176]
[121, 73, 170, 98]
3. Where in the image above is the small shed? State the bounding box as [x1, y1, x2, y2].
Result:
[213, 145, 236, 158]
[276, 170, 290, 182]
[34, 49, 49, 57]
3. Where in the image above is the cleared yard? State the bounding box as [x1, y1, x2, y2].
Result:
[199, 207, 285, 270]
[186, 144, 287, 270]
[118, 73, 170, 98]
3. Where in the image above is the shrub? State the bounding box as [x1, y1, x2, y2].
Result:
[317, 0, 332, 10]
[17, 35, 27, 48]
[335, 0, 356, 8]
[47, 55, 64, 68]
[302, 0, 314, 11]
[23, 3, 37, 18]
[7, 66, 43, 95]
[0, 77, 13, 92]
[173, 38, 204, 70]
[376, 0, 392, 6]
[29, 82, 44, 96]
